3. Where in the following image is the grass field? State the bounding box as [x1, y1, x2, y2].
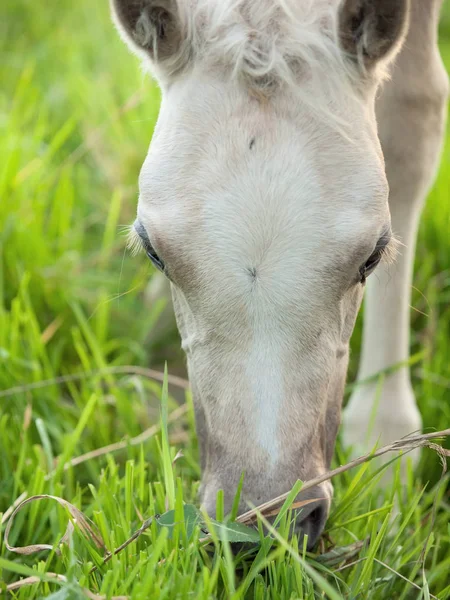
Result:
[1, 1, 449, 598]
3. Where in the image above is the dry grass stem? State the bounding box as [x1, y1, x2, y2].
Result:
[1, 491, 28, 525]
[4, 495, 106, 556]
[50, 403, 188, 475]
[89, 516, 155, 574]
[237, 429, 450, 524]
[0, 365, 190, 399]
[4, 574, 68, 593]
[3, 574, 128, 599]
[373, 558, 439, 600]
[263, 497, 325, 519]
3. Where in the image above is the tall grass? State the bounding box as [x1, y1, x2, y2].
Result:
[1, 1, 449, 598]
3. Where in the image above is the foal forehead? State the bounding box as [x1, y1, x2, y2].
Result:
[142, 80, 388, 220]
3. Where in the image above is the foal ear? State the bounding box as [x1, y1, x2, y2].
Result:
[338, 0, 409, 70]
[111, 0, 188, 74]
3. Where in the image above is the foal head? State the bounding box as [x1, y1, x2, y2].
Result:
[112, 0, 409, 546]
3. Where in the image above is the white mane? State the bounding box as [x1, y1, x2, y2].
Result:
[135, 0, 366, 129]
[189, 0, 352, 90]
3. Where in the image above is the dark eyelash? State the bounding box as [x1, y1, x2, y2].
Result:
[127, 226, 146, 256]
[359, 231, 399, 284]
[127, 222, 166, 272]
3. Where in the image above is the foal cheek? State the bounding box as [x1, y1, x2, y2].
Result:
[320, 289, 363, 467]
[323, 351, 349, 467]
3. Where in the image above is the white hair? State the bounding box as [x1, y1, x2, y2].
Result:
[191, 1, 352, 86]
[135, 0, 370, 131]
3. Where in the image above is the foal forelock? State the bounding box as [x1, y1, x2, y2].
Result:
[136, 0, 372, 128]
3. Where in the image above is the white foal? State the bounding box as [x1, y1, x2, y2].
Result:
[111, 0, 448, 548]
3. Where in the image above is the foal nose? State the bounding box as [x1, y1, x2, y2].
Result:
[295, 497, 329, 549]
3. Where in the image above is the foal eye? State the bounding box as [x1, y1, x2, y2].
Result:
[145, 244, 165, 272]
[132, 219, 165, 273]
[359, 232, 392, 284]
[359, 250, 382, 283]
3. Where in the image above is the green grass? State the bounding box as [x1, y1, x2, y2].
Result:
[1, 1, 449, 598]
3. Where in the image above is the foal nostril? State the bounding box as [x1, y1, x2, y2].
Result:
[296, 499, 328, 549]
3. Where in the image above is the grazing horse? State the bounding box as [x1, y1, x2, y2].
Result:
[111, 0, 448, 547]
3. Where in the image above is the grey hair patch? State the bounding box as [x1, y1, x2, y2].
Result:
[134, 9, 158, 48]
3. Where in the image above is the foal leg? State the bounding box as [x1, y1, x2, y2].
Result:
[342, 0, 449, 467]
